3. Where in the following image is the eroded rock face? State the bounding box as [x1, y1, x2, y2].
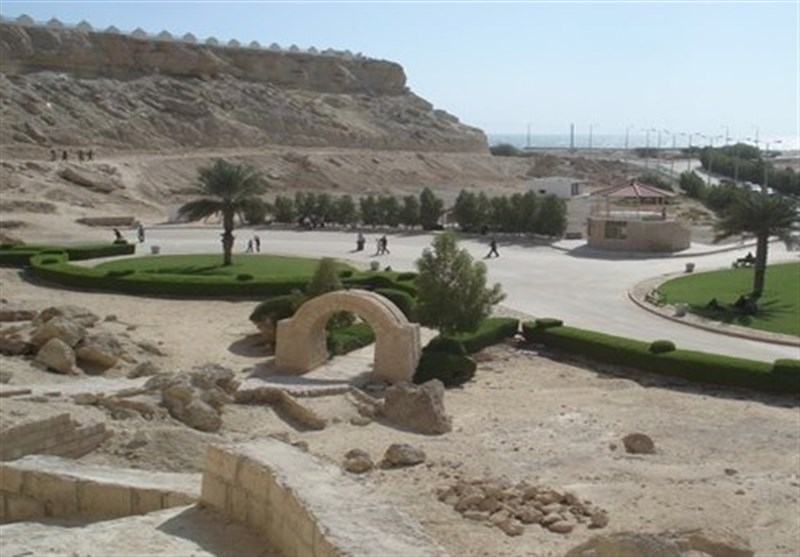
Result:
[0, 301, 37, 322]
[34, 305, 100, 328]
[31, 316, 86, 348]
[381, 380, 452, 435]
[564, 529, 754, 557]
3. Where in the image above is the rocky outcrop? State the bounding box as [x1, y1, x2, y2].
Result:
[0, 22, 487, 154]
[565, 529, 754, 557]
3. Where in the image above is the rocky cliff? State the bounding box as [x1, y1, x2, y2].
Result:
[0, 22, 487, 154]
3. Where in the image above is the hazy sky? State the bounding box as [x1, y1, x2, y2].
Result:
[1, 1, 797, 144]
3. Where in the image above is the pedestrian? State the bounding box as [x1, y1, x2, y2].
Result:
[253, 235, 261, 253]
[61, 150, 68, 162]
[380, 235, 390, 254]
[113, 228, 123, 242]
[356, 232, 365, 251]
[486, 236, 499, 258]
[50, 149, 57, 161]
[375, 237, 383, 255]
[78, 149, 85, 162]
[87, 149, 94, 161]
[137, 223, 145, 243]
[246, 239, 254, 253]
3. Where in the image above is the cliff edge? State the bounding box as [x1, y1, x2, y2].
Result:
[0, 22, 487, 154]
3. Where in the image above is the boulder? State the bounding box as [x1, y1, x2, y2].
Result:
[30, 316, 86, 348]
[343, 448, 374, 474]
[177, 399, 221, 432]
[622, 433, 656, 454]
[128, 361, 160, 378]
[58, 165, 121, 193]
[0, 301, 37, 322]
[75, 333, 124, 370]
[381, 380, 452, 435]
[34, 305, 100, 328]
[0, 328, 33, 355]
[382, 443, 426, 468]
[35, 337, 77, 374]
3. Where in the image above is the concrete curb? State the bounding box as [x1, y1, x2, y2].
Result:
[628, 274, 800, 349]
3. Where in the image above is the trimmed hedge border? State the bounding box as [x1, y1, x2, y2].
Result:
[0, 242, 135, 267]
[442, 317, 520, 354]
[521, 321, 799, 394]
[413, 351, 477, 387]
[327, 322, 376, 356]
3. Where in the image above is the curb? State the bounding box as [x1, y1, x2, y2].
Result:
[628, 275, 800, 348]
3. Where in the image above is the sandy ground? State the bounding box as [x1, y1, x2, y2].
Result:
[1, 264, 799, 556]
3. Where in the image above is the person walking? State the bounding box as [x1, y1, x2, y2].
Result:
[137, 223, 146, 243]
[253, 235, 261, 253]
[486, 236, 499, 258]
[380, 235, 390, 254]
[356, 232, 365, 251]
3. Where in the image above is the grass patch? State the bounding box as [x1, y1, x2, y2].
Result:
[94, 253, 351, 278]
[657, 262, 800, 336]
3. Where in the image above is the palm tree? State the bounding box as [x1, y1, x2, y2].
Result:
[178, 159, 266, 266]
[714, 190, 797, 297]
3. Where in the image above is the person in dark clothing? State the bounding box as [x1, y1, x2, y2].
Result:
[356, 233, 365, 251]
[137, 224, 145, 243]
[253, 235, 261, 252]
[113, 228, 123, 242]
[380, 235, 390, 254]
[486, 237, 499, 258]
[61, 150, 68, 161]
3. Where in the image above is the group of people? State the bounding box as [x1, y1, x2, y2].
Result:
[112, 223, 146, 243]
[51, 148, 94, 162]
[354, 233, 391, 255]
[245, 235, 262, 253]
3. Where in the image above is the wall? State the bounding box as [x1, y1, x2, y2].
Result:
[587, 217, 691, 252]
[201, 440, 448, 557]
[0, 454, 199, 523]
[0, 413, 110, 462]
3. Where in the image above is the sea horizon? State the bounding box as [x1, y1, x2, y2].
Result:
[488, 133, 799, 152]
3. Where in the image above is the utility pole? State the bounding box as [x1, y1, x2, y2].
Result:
[569, 123, 575, 152]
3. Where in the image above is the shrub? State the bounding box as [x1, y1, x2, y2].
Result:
[327, 322, 375, 355]
[490, 143, 521, 157]
[521, 321, 795, 394]
[249, 291, 307, 324]
[445, 317, 519, 354]
[339, 270, 354, 278]
[534, 317, 563, 329]
[307, 258, 353, 330]
[374, 288, 416, 320]
[423, 337, 466, 356]
[649, 339, 677, 354]
[236, 273, 254, 281]
[242, 199, 268, 225]
[413, 350, 477, 387]
[397, 272, 417, 281]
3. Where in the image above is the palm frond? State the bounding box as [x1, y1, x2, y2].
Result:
[177, 199, 224, 222]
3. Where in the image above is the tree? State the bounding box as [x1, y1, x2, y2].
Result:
[333, 195, 358, 226]
[535, 195, 567, 237]
[306, 257, 353, 329]
[272, 195, 296, 223]
[376, 195, 401, 227]
[359, 195, 379, 226]
[419, 188, 444, 230]
[177, 159, 266, 266]
[679, 171, 706, 199]
[399, 195, 420, 228]
[714, 190, 798, 296]
[415, 231, 505, 333]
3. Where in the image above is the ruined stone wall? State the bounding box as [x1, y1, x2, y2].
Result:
[0, 413, 109, 462]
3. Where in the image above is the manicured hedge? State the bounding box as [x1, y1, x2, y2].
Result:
[442, 317, 520, 354]
[374, 287, 417, 320]
[521, 321, 799, 394]
[424, 337, 467, 356]
[0, 242, 135, 267]
[413, 350, 477, 387]
[29, 252, 311, 299]
[327, 322, 375, 356]
[343, 273, 417, 297]
[249, 292, 307, 324]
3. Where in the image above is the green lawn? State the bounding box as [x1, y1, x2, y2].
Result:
[94, 254, 352, 277]
[657, 262, 800, 336]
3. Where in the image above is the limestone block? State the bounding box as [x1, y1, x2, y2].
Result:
[200, 472, 229, 511]
[4, 492, 44, 522]
[238, 457, 272, 502]
[132, 488, 164, 515]
[79, 482, 132, 516]
[0, 465, 24, 492]
[31, 316, 86, 348]
[230, 486, 249, 524]
[23, 471, 77, 514]
[35, 337, 77, 374]
[205, 445, 238, 482]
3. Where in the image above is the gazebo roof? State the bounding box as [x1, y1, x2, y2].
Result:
[592, 181, 676, 199]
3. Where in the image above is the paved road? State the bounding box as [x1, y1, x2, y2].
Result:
[139, 225, 800, 363]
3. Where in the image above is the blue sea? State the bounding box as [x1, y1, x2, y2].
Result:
[488, 133, 799, 152]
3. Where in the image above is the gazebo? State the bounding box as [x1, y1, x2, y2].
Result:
[586, 180, 690, 252]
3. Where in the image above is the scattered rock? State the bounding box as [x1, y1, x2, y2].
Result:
[35, 337, 77, 374]
[34, 305, 100, 328]
[497, 518, 524, 536]
[343, 448, 374, 474]
[382, 443, 426, 468]
[565, 532, 683, 557]
[590, 510, 609, 528]
[0, 301, 38, 322]
[31, 316, 87, 348]
[128, 361, 160, 378]
[548, 519, 575, 534]
[622, 432, 656, 454]
[381, 379, 452, 435]
[349, 415, 373, 426]
[138, 340, 167, 356]
[75, 333, 123, 371]
[0, 328, 33, 355]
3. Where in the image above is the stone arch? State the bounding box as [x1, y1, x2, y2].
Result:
[275, 290, 420, 384]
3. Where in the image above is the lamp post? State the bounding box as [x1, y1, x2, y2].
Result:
[589, 123, 598, 150]
[625, 124, 634, 151]
[642, 128, 651, 169]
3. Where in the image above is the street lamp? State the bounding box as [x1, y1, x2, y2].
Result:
[625, 124, 635, 151]
[589, 123, 598, 150]
[641, 128, 651, 169]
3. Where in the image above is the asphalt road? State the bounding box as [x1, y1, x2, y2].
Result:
[138, 225, 800, 363]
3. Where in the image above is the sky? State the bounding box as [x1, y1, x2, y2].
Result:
[1, 1, 798, 147]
